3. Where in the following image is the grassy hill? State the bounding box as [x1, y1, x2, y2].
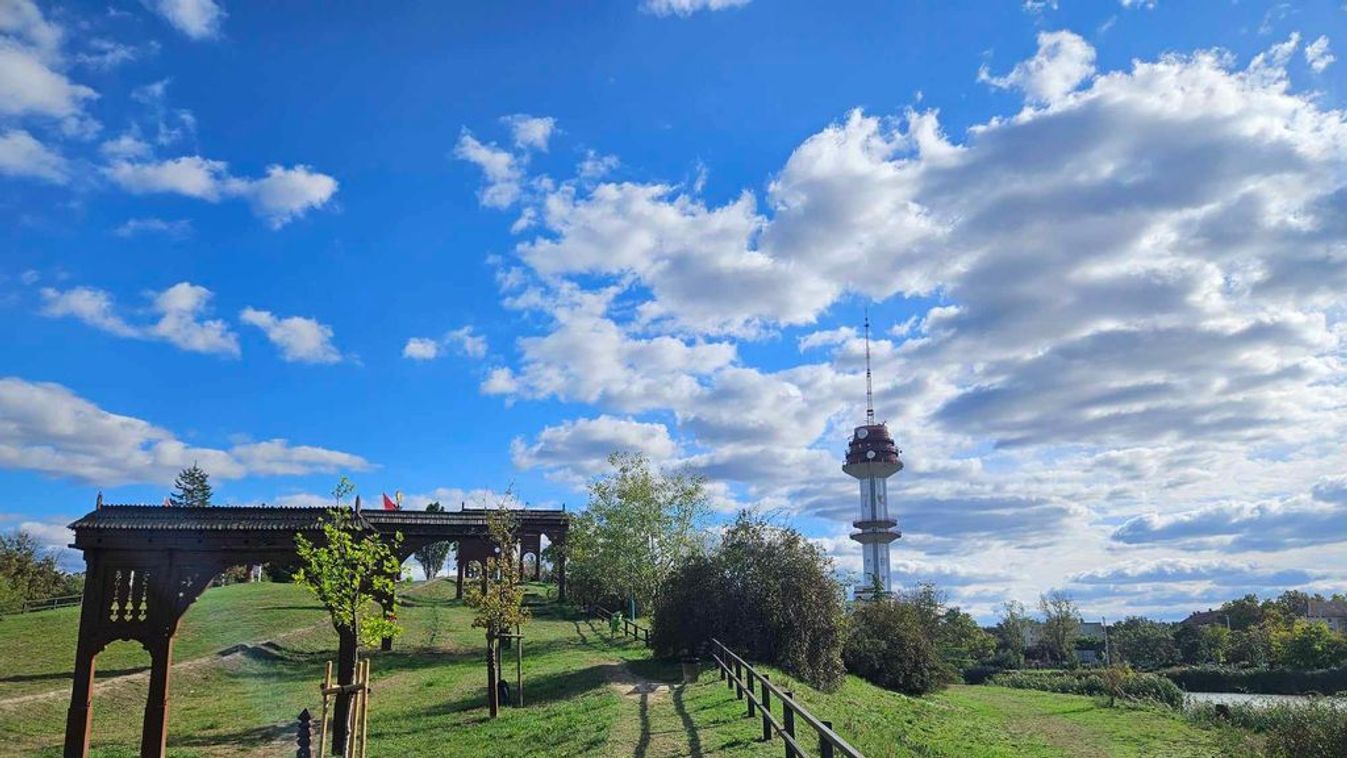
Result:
[0, 580, 1252, 757]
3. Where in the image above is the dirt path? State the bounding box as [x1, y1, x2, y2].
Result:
[601, 661, 710, 758]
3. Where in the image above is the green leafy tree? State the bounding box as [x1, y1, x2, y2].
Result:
[464, 505, 530, 717]
[845, 596, 949, 694]
[1110, 617, 1178, 669]
[293, 508, 403, 754]
[169, 463, 213, 507]
[651, 512, 846, 691]
[1229, 623, 1275, 667]
[1039, 591, 1081, 666]
[1272, 620, 1345, 669]
[1219, 594, 1267, 631]
[994, 600, 1031, 667]
[0, 531, 82, 611]
[568, 452, 709, 615]
[413, 502, 452, 579]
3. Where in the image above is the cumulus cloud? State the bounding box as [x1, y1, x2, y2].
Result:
[640, 0, 751, 16]
[0, 377, 370, 486]
[0, 128, 66, 182]
[40, 282, 240, 356]
[461, 34, 1347, 611]
[0, 1, 97, 121]
[511, 416, 679, 479]
[145, 0, 225, 40]
[1071, 558, 1315, 586]
[979, 30, 1095, 104]
[239, 307, 343, 364]
[401, 325, 488, 361]
[503, 114, 556, 152]
[1305, 35, 1334, 73]
[104, 157, 338, 227]
[455, 131, 525, 209]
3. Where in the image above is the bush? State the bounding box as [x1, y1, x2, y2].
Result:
[989, 669, 1185, 709]
[844, 598, 952, 695]
[651, 512, 846, 691]
[1186, 700, 1347, 758]
[962, 664, 1005, 685]
[1161, 666, 1347, 696]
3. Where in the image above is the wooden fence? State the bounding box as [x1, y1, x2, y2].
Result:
[589, 605, 652, 646]
[0, 593, 82, 616]
[710, 639, 863, 758]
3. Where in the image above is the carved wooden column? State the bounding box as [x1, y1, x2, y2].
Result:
[139, 634, 174, 758]
[63, 558, 107, 758]
[455, 556, 465, 600]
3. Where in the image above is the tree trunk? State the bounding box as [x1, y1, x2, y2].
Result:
[331, 627, 357, 755]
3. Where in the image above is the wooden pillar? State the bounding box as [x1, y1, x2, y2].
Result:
[62, 637, 98, 758]
[455, 558, 464, 600]
[557, 549, 567, 602]
[139, 634, 174, 758]
[378, 587, 395, 652]
[533, 553, 541, 582]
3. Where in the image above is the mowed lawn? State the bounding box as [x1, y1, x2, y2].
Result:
[0, 580, 1249, 757]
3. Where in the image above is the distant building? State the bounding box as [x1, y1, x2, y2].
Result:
[1305, 600, 1347, 633]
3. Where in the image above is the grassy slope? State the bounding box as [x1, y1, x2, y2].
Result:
[0, 581, 1248, 757]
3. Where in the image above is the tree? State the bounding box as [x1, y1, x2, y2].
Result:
[1039, 591, 1081, 666]
[294, 509, 403, 754]
[901, 583, 994, 671]
[651, 512, 846, 691]
[413, 502, 452, 579]
[568, 452, 709, 615]
[994, 601, 1031, 667]
[845, 597, 949, 695]
[0, 531, 82, 611]
[1272, 620, 1345, 669]
[169, 463, 213, 508]
[463, 505, 530, 717]
[1110, 617, 1177, 669]
[1219, 594, 1266, 631]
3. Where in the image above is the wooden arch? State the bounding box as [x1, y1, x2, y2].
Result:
[62, 504, 567, 758]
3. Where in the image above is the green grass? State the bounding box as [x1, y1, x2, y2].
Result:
[0, 580, 1253, 756]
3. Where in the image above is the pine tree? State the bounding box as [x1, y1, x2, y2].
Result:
[170, 463, 213, 507]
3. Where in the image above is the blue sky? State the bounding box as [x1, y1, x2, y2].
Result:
[3, 0, 1346, 621]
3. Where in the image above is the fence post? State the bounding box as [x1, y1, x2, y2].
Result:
[735, 660, 743, 699]
[820, 719, 835, 758]
[746, 672, 756, 718]
[783, 691, 796, 758]
[760, 674, 772, 742]
[719, 655, 726, 681]
[296, 708, 312, 758]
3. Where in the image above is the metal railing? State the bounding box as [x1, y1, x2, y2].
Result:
[590, 605, 652, 647]
[710, 639, 863, 758]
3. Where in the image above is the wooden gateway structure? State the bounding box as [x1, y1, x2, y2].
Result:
[61, 504, 568, 758]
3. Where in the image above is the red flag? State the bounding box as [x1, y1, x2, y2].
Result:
[382, 492, 398, 510]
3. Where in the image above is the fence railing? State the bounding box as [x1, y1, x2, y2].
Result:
[710, 638, 863, 758]
[589, 605, 652, 647]
[0, 593, 82, 616]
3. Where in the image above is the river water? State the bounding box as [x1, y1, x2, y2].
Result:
[1184, 691, 1346, 708]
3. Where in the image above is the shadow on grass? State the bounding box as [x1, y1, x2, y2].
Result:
[673, 684, 705, 757]
[0, 667, 147, 684]
[416, 661, 616, 719]
[169, 721, 292, 750]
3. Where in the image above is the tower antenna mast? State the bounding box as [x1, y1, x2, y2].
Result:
[864, 308, 875, 425]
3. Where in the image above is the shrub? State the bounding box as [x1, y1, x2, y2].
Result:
[844, 598, 952, 695]
[1186, 700, 1347, 758]
[989, 669, 1185, 709]
[651, 512, 846, 691]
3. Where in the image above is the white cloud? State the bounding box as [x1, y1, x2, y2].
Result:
[455, 132, 524, 209]
[503, 114, 556, 152]
[1070, 558, 1314, 586]
[1306, 35, 1334, 73]
[74, 38, 150, 69]
[578, 150, 619, 181]
[0, 376, 370, 485]
[401, 325, 488, 361]
[0, 44, 96, 118]
[114, 217, 191, 238]
[104, 157, 338, 227]
[467, 35, 1347, 614]
[512, 416, 679, 479]
[640, 0, 750, 17]
[979, 30, 1095, 104]
[145, 0, 225, 40]
[239, 307, 342, 364]
[402, 337, 440, 361]
[0, 128, 65, 182]
[40, 282, 240, 356]
[99, 133, 152, 160]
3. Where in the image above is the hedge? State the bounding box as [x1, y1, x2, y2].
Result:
[1160, 666, 1347, 696]
[989, 669, 1185, 709]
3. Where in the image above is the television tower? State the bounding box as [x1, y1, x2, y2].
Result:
[843, 312, 902, 600]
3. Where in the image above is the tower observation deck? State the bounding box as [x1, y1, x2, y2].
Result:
[844, 313, 903, 600]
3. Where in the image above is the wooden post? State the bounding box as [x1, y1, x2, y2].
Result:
[747, 671, 756, 718]
[317, 661, 332, 758]
[735, 660, 743, 699]
[455, 559, 464, 600]
[760, 674, 772, 742]
[515, 628, 523, 707]
[820, 720, 835, 758]
[782, 691, 796, 758]
[140, 634, 174, 758]
[359, 659, 370, 758]
[487, 634, 499, 718]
